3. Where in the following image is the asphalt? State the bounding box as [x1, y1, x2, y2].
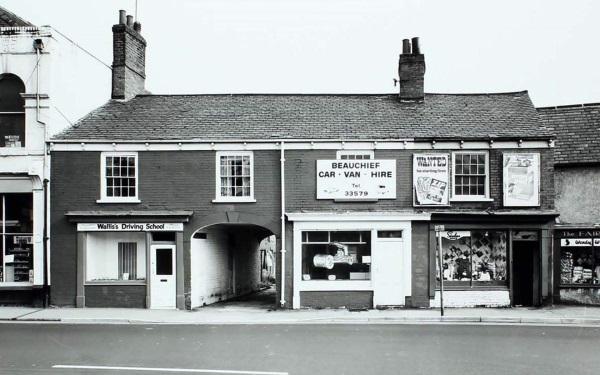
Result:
[1, 288, 600, 326]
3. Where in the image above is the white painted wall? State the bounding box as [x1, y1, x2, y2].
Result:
[190, 228, 231, 308]
[430, 290, 510, 308]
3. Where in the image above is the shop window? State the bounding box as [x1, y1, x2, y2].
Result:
[99, 152, 139, 203]
[301, 231, 371, 281]
[437, 230, 507, 287]
[0, 74, 26, 148]
[560, 239, 600, 285]
[215, 151, 254, 202]
[0, 194, 33, 283]
[336, 150, 374, 160]
[86, 232, 146, 282]
[451, 151, 490, 201]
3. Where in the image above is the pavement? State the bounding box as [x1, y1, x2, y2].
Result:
[2, 299, 600, 325]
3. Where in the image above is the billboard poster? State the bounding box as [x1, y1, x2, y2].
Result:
[413, 154, 449, 206]
[503, 153, 540, 207]
[316, 160, 396, 200]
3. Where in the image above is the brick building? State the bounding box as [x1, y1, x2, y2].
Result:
[538, 104, 600, 305]
[0, 7, 53, 306]
[49, 12, 557, 310]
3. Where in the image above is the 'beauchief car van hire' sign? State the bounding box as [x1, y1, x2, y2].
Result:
[316, 160, 396, 200]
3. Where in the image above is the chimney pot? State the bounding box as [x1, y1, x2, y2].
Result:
[126, 15, 134, 26]
[402, 39, 411, 54]
[411, 37, 420, 54]
[119, 10, 126, 24]
[133, 21, 142, 33]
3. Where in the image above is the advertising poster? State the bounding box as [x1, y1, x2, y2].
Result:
[503, 153, 540, 207]
[413, 154, 449, 206]
[316, 160, 396, 200]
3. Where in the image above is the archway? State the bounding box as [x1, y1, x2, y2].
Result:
[189, 222, 277, 309]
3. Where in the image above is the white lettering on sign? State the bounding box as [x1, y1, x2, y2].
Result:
[561, 238, 592, 247]
[316, 159, 396, 200]
[77, 223, 183, 232]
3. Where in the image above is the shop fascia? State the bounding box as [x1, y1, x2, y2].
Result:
[77, 223, 183, 232]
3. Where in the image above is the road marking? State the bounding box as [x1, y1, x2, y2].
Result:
[53, 365, 288, 375]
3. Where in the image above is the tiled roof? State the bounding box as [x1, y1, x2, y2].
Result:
[54, 91, 551, 141]
[0, 7, 34, 27]
[538, 103, 600, 165]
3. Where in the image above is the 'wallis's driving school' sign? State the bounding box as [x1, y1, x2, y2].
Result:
[316, 160, 396, 200]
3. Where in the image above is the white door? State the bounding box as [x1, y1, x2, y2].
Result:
[373, 233, 405, 307]
[150, 244, 176, 309]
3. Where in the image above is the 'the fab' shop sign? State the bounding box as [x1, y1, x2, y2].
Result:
[316, 160, 396, 200]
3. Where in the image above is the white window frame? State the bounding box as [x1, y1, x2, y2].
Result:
[98, 152, 140, 203]
[450, 151, 492, 202]
[336, 150, 374, 160]
[213, 151, 256, 203]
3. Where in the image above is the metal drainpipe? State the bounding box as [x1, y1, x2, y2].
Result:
[280, 142, 286, 307]
[35, 43, 49, 306]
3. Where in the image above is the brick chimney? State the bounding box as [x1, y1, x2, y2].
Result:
[111, 10, 146, 100]
[398, 37, 425, 102]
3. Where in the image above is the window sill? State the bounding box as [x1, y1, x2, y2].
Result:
[559, 284, 600, 288]
[85, 281, 147, 286]
[0, 282, 33, 289]
[212, 198, 257, 203]
[449, 197, 493, 202]
[96, 199, 141, 204]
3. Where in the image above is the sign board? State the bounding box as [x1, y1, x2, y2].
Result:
[561, 238, 592, 247]
[77, 223, 184, 232]
[442, 231, 470, 240]
[413, 154, 449, 206]
[434, 225, 445, 232]
[503, 153, 540, 207]
[316, 160, 396, 200]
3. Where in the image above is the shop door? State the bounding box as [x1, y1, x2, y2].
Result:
[512, 241, 540, 307]
[373, 236, 405, 306]
[150, 244, 176, 309]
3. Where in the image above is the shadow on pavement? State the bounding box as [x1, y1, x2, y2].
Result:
[197, 286, 278, 311]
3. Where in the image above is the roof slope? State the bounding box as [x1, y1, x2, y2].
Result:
[538, 103, 600, 165]
[0, 6, 34, 27]
[54, 91, 550, 141]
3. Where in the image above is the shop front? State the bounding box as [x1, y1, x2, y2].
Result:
[554, 228, 600, 305]
[0, 176, 45, 306]
[288, 212, 430, 309]
[69, 215, 189, 309]
[429, 214, 555, 308]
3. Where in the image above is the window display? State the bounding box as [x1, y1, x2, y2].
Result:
[560, 239, 600, 285]
[0, 194, 33, 283]
[437, 230, 507, 286]
[301, 231, 371, 281]
[86, 232, 146, 282]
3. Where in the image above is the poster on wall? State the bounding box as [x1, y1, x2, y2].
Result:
[503, 153, 540, 207]
[316, 160, 396, 200]
[413, 154, 449, 206]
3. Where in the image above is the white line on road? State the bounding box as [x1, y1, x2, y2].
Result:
[53, 365, 288, 375]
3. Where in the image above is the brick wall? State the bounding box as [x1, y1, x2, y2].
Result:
[85, 284, 146, 308]
[430, 290, 510, 308]
[51, 150, 281, 307]
[300, 291, 373, 309]
[410, 221, 430, 307]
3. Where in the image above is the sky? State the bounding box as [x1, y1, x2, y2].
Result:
[4, 0, 600, 130]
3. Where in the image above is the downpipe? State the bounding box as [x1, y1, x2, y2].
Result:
[280, 142, 286, 308]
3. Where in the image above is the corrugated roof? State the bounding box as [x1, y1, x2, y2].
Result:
[538, 103, 600, 165]
[0, 6, 34, 27]
[54, 91, 551, 141]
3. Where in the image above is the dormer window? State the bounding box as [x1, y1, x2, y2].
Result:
[0, 74, 26, 148]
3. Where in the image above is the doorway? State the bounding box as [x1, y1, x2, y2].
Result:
[150, 244, 176, 309]
[373, 230, 405, 307]
[512, 240, 540, 307]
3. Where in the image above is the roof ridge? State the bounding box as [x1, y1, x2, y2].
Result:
[134, 90, 529, 98]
